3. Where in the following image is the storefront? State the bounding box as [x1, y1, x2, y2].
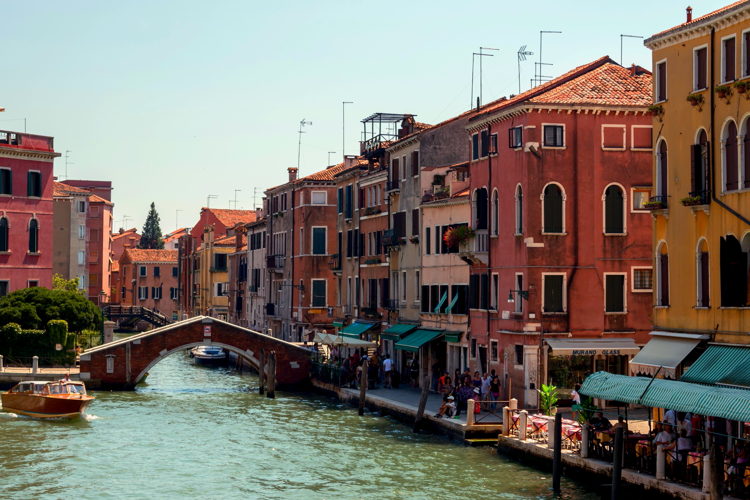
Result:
[340, 321, 379, 342]
[628, 331, 708, 378]
[544, 338, 640, 395]
[444, 330, 467, 377]
[394, 328, 445, 390]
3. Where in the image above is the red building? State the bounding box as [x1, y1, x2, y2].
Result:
[0, 129, 60, 294]
[465, 57, 654, 407]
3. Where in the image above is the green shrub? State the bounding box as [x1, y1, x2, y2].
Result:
[47, 319, 69, 349]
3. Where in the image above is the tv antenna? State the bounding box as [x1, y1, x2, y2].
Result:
[206, 194, 217, 208]
[296, 119, 312, 171]
[63, 150, 73, 180]
[536, 30, 562, 87]
[471, 48, 498, 108]
[517, 45, 534, 93]
[342, 101, 353, 158]
[328, 151, 336, 166]
[121, 215, 132, 228]
[232, 189, 242, 209]
[620, 34, 644, 66]
[175, 209, 183, 230]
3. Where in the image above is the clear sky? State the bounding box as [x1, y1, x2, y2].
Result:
[1, 1, 730, 234]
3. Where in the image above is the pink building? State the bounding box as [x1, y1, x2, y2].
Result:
[0, 129, 60, 295]
[119, 248, 179, 319]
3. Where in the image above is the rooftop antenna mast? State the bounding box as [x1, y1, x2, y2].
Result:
[233, 189, 242, 209]
[517, 45, 534, 94]
[63, 150, 73, 180]
[342, 101, 353, 159]
[121, 215, 132, 228]
[175, 209, 183, 230]
[207, 194, 217, 208]
[620, 34, 644, 66]
[328, 151, 336, 166]
[296, 119, 312, 171]
[471, 49, 497, 109]
[537, 30, 562, 87]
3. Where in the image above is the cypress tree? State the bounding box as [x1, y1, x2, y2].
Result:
[138, 202, 164, 249]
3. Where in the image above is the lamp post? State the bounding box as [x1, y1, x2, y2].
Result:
[507, 289, 529, 303]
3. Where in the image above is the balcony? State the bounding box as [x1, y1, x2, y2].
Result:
[361, 307, 382, 320]
[0, 130, 55, 152]
[328, 253, 341, 272]
[473, 230, 488, 253]
[386, 179, 400, 192]
[383, 229, 404, 248]
[643, 195, 668, 210]
[267, 254, 285, 270]
[682, 190, 710, 207]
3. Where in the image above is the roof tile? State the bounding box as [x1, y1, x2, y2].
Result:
[122, 248, 178, 263]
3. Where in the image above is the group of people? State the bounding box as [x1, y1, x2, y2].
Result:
[434, 369, 502, 419]
[333, 350, 399, 390]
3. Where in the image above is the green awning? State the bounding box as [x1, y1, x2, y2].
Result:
[381, 323, 417, 342]
[682, 345, 750, 387]
[395, 328, 443, 352]
[444, 330, 463, 343]
[332, 321, 344, 328]
[581, 371, 750, 423]
[340, 322, 376, 338]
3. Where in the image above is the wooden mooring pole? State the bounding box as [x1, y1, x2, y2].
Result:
[258, 349, 266, 394]
[709, 442, 723, 500]
[552, 412, 562, 495]
[266, 350, 276, 399]
[413, 375, 431, 432]
[611, 425, 624, 500]
[358, 359, 368, 416]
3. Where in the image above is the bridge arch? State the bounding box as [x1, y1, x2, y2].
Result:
[79, 316, 312, 390]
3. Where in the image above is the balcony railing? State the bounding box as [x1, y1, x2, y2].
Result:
[644, 195, 668, 210]
[0, 130, 54, 152]
[683, 190, 710, 206]
[267, 254, 285, 270]
[473, 230, 488, 253]
[328, 253, 341, 271]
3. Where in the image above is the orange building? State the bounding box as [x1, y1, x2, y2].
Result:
[119, 248, 179, 320]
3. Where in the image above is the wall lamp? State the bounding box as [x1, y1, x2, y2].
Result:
[507, 289, 529, 303]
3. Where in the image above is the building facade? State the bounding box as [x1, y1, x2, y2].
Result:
[119, 248, 179, 319]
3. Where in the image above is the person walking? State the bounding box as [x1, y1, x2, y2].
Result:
[383, 354, 393, 389]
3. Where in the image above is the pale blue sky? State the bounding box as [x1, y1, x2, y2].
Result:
[0, 1, 729, 233]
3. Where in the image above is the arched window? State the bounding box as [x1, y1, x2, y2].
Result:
[473, 188, 488, 230]
[723, 120, 739, 191]
[656, 140, 668, 203]
[692, 129, 710, 202]
[0, 217, 7, 252]
[515, 185, 523, 235]
[742, 118, 750, 189]
[604, 185, 625, 234]
[720, 234, 748, 306]
[28, 218, 38, 253]
[656, 242, 669, 306]
[696, 238, 709, 307]
[542, 183, 564, 233]
[491, 189, 499, 236]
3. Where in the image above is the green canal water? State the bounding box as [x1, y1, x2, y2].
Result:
[0, 354, 597, 499]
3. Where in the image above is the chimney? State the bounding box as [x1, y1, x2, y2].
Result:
[686, 6, 693, 23]
[287, 167, 298, 182]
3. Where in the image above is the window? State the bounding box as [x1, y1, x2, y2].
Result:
[312, 227, 326, 255]
[311, 191, 326, 205]
[604, 185, 625, 234]
[344, 185, 353, 218]
[106, 355, 115, 374]
[152, 286, 162, 300]
[153, 266, 160, 277]
[514, 345, 524, 366]
[543, 125, 564, 147]
[170, 287, 178, 300]
[632, 268, 653, 292]
[480, 129, 489, 157]
[214, 253, 227, 271]
[742, 120, 750, 189]
[605, 274, 626, 313]
[28, 219, 38, 253]
[77, 250, 85, 265]
[139, 266, 147, 277]
[722, 36, 736, 83]
[723, 120, 739, 191]
[390, 159, 400, 186]
[509, 127, 523, 149]
[720, 235, 748, 307]
[631, 187, 651, 212]
[0, 217, 7, 252]
[27, 280, 38, 288]
[215, 282, 227, 297]
[473, 188, 488, 230]
[656, 140, 668, 202]
[415, 271, 420, 301]
[542, 183, 564, 233]
[514, 274, 524, 314]
[0, 168, 11, 195]
[78, 225, 86, 239]
[543, 274, 565, 313]
[311, 279, 326, 307]
[337, 188, 343, 214]
[515, 185, 523, 234]
[692, 130, 711, 198]
[657, 243, 669, 306]
[694, 46, 708, 90]
[471, 338, 477, 359]
[411, 208, 419, 236]
[401, 271, 407, 301]
[0, 280, 8, 296]
[27, 171, 41, 197]
[655, 60, 667, 102]
[138, 286, 149, 300]
[411, 150, 419, 176]
[490, 273, 499, 311]
[697, 239, 710, 308]
[450, 284, 468, 314]
[172, 266, 178, 277]
[490, 340, 498, 363]
[491, 189, 499, 236]
[471, 133, 479, 160]
[77, 200, 86, 213]
[425, 227, 431, 254]
[392, 211, 406, 239]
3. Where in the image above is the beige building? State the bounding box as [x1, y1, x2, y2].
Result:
[52, 182, 90, 288]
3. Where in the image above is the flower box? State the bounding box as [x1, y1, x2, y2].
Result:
[648, 104, 664, 116]
[686, 93, 704, 107]
[735, 81, 750, 94]
[681, 196, 705, 206]
[443, 226, 475, 249]
[643, 201, 666, 210]
[716, 84, 733, 99]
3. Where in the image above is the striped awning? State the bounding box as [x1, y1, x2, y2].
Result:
[395, 329, 443, 353]
[682, 345, 750, 388]
[580, 371, 750, 422]
[381, 323, 417, 342]
[340, 322, 377, 338]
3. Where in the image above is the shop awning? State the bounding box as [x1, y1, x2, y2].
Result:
[313, 332, 377, 348]
[332, 321, 344, 328]
[581, 371, 750, 423]
[340, 321, 376, 339]
[444, 331, 463, 343]
[395, 328, 443, 352]
[681, 345, 750, 388]
[381, 323, 418, 342]
[546, 338, 640, 356]
[629, 332, 706, 378]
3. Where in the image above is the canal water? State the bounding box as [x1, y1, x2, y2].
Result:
[0, 353, 596, 499]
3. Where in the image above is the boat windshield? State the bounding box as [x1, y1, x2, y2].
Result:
[47, 383, 86, 395]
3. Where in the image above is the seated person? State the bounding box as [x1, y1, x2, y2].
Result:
[590, 411, 612, 431]
[435, 396, 456, 418]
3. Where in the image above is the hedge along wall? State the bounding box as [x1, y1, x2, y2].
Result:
[0, 320, 76, 366]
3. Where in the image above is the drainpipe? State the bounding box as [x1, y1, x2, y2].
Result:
[709, 27, 750, 225]
[486, 123, 493, 372]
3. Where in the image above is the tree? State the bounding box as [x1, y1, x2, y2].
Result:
[0, 287, 102, 333]
[138, 201, 164, 249]
[52, 273, 81, 293]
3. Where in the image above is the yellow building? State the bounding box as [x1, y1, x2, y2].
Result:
[644, 2, 750, 347]
[194, 226, 234, 320]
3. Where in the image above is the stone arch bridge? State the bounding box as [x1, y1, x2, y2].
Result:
[79, 316, 312, 390]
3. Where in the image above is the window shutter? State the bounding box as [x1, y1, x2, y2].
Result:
[604, 186, 624, 234]
[660, 254, 669, 306]
[411, 209, 419, 236]
[725, 38, 736, 82]
[605, 275, 625, 312]
[657, 62, 667, 101]
[726, 121, 739, 190]
[411, 151, 419, 176]
[480, 274, 489, 310]
[425, 227, 431, 254]
[696, 48, 707, 89]
[543, 185, 563, 233]
[700, 252, 710, 307]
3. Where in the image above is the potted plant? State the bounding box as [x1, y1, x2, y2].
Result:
[409, 235, 419, 244]
[716, 83, 733, 100]
[647, 104, 664, 117]
[443, 225, 475, 250]
[735, 80, 750, 94]
[643, 199, 667, 210]
[538, 384, 559, 416]
[686, 92, 704, 108]
[572, 397, 598, 426]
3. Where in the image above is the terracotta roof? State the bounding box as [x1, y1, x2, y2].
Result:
[452, 188, 470, 198]
[88, 194, 113, 205]
[53, 181, 90, 197]
[646, 1, 749, 42]
[470, 57, 651, 121]
[122, 248, 178, 263]
[299, 161, 362, 182]
[113, 228, 139, 240]
[111, 261, 120, 273]
[203, 208, 257, 228]
[213, 234, 236, 245]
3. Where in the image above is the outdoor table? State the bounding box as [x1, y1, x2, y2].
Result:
[635, 440, 651, 457]
[562, 424, 581, 448]
[528, 417, 548, 441]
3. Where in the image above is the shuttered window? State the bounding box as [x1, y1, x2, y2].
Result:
[0, 169, 11, 195]
[723, 37, 736, 82]
[27, 171, 41, 197]
[699, 251, 710, 307]
[28, 219, 38, 253]
[0, 218, 7, 252]
[543, 275, 564, 313]
[471, 134, 479, 160]
[725, 121, 739, 191]
[411, 151, 419, 176]
[543, 184, 563, 233]
[425, 227, 431, 254]
[694, 47, 707, 90]
[411, 209, 419, 236]
[656, 61, 667, 102]
[605, 275, 626, 313]
[393, 212, 406, 238]
[311, 279, 326, 307]
[312, 227, 326, 255]
[659, 253, 670, 306]
[604, 185, 624, 234]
